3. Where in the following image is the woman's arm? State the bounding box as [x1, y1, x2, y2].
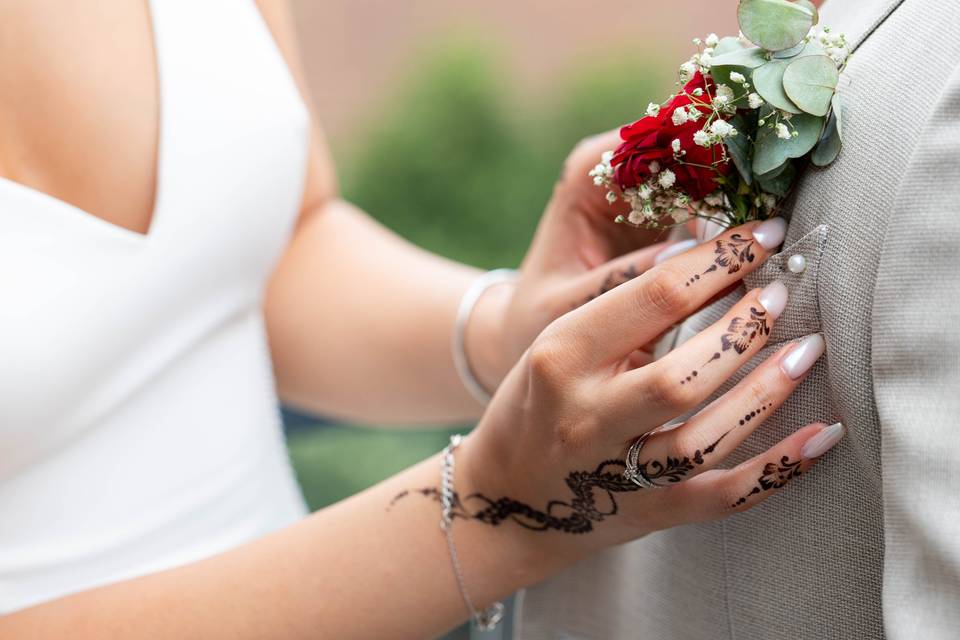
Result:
[257, 0, 666, 425]
[0, 220, 841, 639]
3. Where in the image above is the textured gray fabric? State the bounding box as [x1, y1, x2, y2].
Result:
[872, 56, 960, 637]
[515, 1, 960, 638]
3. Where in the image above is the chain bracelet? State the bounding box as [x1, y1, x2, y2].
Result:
[440, 434, 505, 631]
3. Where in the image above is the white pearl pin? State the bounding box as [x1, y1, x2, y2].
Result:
[787, 254, 807, 274]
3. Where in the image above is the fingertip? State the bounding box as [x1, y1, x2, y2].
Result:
[800, 421, 845, 460]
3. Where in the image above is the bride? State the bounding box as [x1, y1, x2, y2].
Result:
[0, 1, 841, 637]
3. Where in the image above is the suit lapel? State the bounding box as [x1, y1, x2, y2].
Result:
[822, 0, 907, 52]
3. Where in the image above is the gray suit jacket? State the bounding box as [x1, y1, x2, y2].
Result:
[514, 1, 960, 638]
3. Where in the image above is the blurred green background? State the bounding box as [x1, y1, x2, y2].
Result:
[283, 39, 668, 510]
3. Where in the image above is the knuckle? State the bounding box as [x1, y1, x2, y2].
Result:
[647, 364, 697, 411]
[717, 483, 749, 514]
[639, 267, 687, 316]
[526, 332, 568, 385]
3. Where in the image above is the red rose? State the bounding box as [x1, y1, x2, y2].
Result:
[611, 72, 732, 201]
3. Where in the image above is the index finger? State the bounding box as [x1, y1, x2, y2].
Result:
[566, 218, 787, 369]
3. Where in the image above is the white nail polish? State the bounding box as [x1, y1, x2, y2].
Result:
[752, 217, 787, 250]
[801, 422, 845, 459]
[781, 333, 826, 380]
[757, 281, 788, 320]
[654, 239, 698, 265]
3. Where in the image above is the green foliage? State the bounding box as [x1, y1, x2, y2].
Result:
[737, 0, 818, 52]
[337, 40, 668, 269]
[782, 54, 839, 116]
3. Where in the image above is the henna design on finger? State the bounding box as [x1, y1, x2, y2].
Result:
[573, 265, 639, 309]
[685, 233, 757, 287]
[738, 403, 770, 426]
[391, 431, 730, 534]
[638, 430, 729, 485]
[681, 307, 770, 384]
[730, 455, 803, 507]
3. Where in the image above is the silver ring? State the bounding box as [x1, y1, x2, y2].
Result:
[623, 430, 663, 489]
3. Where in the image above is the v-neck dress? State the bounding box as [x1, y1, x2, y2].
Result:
[0, 0, 310, 613]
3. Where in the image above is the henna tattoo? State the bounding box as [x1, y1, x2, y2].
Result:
[638, 430, 729, 484]
[685, 233, 757, 287]
[682, 306, 770, 384]
[730, 455, 803, 507]
[738, 403, 770, 426]
[391, 431, 729, 534]
[574, 265, 639, 308]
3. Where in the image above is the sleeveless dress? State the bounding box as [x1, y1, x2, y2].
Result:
[0, 0, 310, 613]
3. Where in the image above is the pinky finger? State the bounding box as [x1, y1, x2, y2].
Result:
[666, 421, 846, 523]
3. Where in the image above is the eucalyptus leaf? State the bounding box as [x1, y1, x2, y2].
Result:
[811, 109, 841, 166]
[713, 36, 745, 57]
[832, 92, 844, 142]
[782, 54, 839, 116]
[709, 47, 768, 70]
[726, 114, 753, 185]
[772, 38, 824, 59]
[771, 40, 808, 59]
[738, 0, 818, 52]
[757, 160, 797, 196]
[752, 111, 824, 175]
[753, 60, 802, 114]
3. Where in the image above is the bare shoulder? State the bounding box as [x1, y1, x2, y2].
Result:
[254, 0, 339, 220]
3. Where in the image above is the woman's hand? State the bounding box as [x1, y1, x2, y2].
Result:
[467, 130, 680, 392]
[454, 218, 843, 575]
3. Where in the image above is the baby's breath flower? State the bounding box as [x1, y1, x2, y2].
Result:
[679, 61, 697, 81]
[776, 123, 791, 140]
[606, 190, 618, 204]
[658, 169, 677, 189]
[709, 119, 737, 139]
[671, 208, 691, 224]
[648, 160, 661, 174]
[713, 84, 735, 111]
[698, 52, 713, 70]
[638, 184, 653, 200]
[692, 88, 704, 97]
[705, 33, 719, 47]
[692, 37, 703, 46]
[693, 129, 711, 147]
[671, 107, 690, 126]
[671, 138, 682, 153]
[646, 102, 661, 117]
[748, 93, 764, 109]
[687, 107, 702, 122]
[761, 193, 777, 210]
[729, 71, 747, 84]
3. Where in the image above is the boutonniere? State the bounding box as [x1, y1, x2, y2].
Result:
[590, 0, 848, 230]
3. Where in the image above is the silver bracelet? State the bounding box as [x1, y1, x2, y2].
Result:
[452, 269, 518, 406]
[440, 434, 505, 631]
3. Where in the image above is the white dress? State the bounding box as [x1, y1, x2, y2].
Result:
[0, 0, 310, 613]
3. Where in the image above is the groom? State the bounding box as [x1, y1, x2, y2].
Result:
[514, 0, 960, 638]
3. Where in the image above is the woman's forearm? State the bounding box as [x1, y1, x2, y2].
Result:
[265, 199, 512, 425]
[0, 452, 544, 639]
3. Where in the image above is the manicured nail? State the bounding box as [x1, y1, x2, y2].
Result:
[752, 217, 787, 250]
[801, 422, 845, 459]
[654, 239, 698, 264]
[781, 333, 826, 380]
[757, 280, 788, 320]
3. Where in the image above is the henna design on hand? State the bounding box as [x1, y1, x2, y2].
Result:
[574, 265, 639, 309]
[730, 455, 803, 508]
[685, 233, 757, 287]
[391, 431, 729, 534]
[682, 306, 770, 384]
